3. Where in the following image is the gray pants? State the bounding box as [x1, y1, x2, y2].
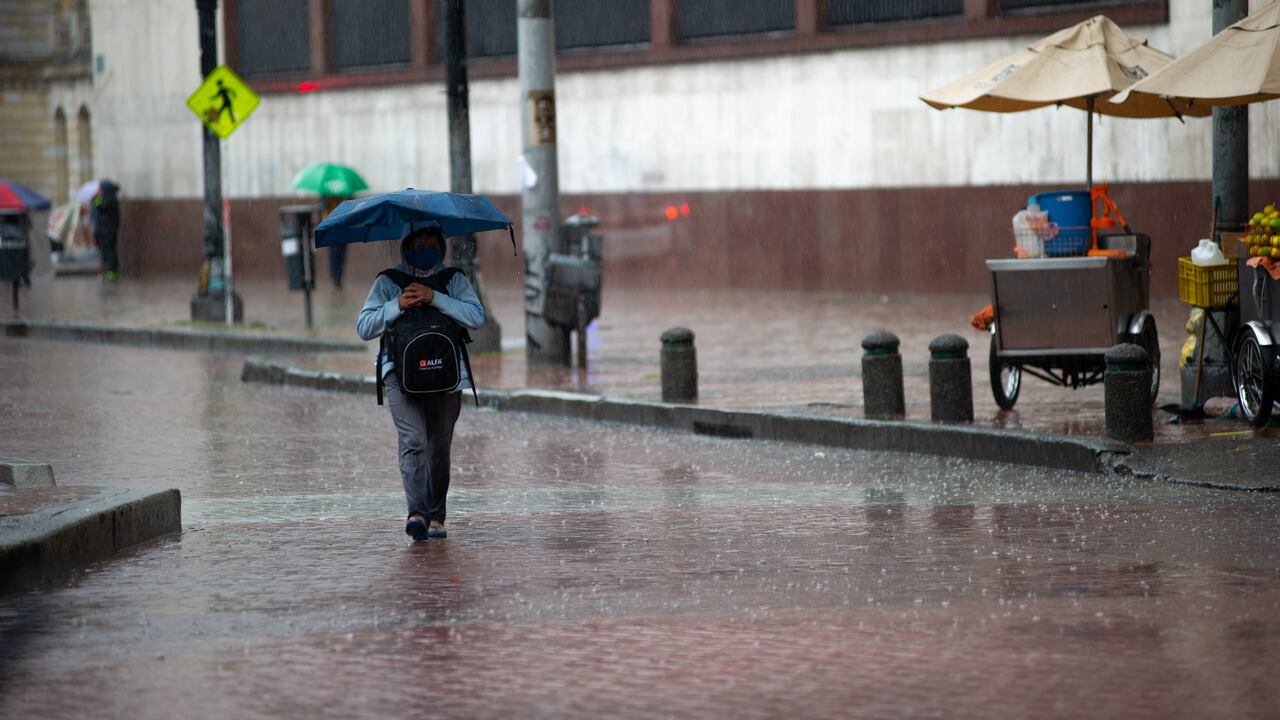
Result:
[384, 371, 462, 522]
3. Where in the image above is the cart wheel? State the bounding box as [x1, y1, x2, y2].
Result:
[1130, 320, 1160, 402]
[989, 332, 1021, 410]
[1234, 332, 1275, 429]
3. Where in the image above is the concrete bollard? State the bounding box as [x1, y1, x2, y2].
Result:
[929, 334, 974, 423]
[861, 331, 905, 420]
[661, 326, 697, 403]
[1105, 343, 1153, 443]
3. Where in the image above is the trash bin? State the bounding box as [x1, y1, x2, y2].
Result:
[0, 210, 30, 310]
[546, 214, 603, 368]
[279, 204, 318, 329]
[279, 205, 317, 291]
[545, 214, 602, 328]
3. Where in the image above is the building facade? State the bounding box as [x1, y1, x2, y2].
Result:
[1, 0, 95, 206]
[83, 0, 1280, 296]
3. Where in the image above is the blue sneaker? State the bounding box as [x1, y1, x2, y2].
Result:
[405, 516, 428, 542]
[427, 522, 447, 539]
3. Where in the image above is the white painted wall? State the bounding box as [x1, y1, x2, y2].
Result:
[90, 0, 1280, 201]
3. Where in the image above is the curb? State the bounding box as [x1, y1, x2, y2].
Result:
[1, 487, 181, 595]
[242, 356, 1127, 475]
[2, 319, 367, 355]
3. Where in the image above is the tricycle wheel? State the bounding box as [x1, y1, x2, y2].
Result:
[989, 332, 1020, 410]
[1130, 320, 1160, 402]
[1234, 332, 1275, 429]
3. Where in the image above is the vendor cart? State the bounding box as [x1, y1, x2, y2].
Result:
[986, 233, 1159, 409]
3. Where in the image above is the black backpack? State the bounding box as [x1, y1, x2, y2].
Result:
[376, 267, 477, 406]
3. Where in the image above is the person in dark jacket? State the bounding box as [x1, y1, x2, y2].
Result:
[356, 225, 483, 542]
[321, 196, 348, 289]
[91, 180, 121, 282]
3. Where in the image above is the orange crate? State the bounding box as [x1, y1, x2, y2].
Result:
[1177, 257, 1237, 307]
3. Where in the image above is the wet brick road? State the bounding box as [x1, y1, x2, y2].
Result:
[2, 340, 1279, 719]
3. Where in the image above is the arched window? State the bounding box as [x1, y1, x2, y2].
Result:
[54, 108, 69, 205]
[77, 106, 93, 186]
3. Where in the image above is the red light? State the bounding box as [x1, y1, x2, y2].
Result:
[679, 203, 690, 217]
[577, 205, 589, 215]
[298, 81, 320, 93]
[664, 205, 678, 221]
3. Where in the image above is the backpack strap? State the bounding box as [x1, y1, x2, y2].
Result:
[376, 334, 386, 406]
[460, 340, 479, 407]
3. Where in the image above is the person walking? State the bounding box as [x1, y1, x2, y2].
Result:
[91, 180, 121, 282]
[321, 196, 348, 289]
[356, 224, 483, 542]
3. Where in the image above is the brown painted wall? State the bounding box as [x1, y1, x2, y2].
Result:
[119, 179, 1280, 299]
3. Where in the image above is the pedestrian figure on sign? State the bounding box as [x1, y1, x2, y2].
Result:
[212, 79, 236, 124]
[357, 225, 483, 542]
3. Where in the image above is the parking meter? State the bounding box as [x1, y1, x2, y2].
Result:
[545, 214, 603, 367]
[279, 204, 318, 328]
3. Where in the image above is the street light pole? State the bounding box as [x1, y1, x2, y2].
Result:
[443, 0, 501, 352]
[1212, 0, 1249, 241]
[191, 0, 240, 322]
[1183, 0, 1252, 408]
[517, 0, 569, 364]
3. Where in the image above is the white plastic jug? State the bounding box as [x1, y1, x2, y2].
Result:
[1191, 239, 1228, 266]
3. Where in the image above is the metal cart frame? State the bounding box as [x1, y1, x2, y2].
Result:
[986, 234, 1159, 409]
[1232, 259, 1280, 427]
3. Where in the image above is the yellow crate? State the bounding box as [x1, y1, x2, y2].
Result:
[1178, 256, 1237, 307]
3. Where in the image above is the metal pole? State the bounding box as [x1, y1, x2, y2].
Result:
[303, 212, 314, 330]
[444, 0, 474, 260]
[518, 0, 569, 364]
[223, 197, 233, 326]
[194, 0, 225, 320]
[1086, 95, 1094, 191]
[1212, 0, 1249, 241]
[576, 292, 587, 369]
[444, 0, 501, 352]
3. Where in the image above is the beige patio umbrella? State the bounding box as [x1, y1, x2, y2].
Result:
[1111, 0, 1280, 108]
[922, 15, 1209, 188]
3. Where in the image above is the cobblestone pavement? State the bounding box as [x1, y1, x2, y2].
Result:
[2, 341, 1279, 719]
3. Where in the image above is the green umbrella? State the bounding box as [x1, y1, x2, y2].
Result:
[291, 162, 369, 197]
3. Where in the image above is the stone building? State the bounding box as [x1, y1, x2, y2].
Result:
[76, 1, 1280, 295]
[1, 0, 96, 205]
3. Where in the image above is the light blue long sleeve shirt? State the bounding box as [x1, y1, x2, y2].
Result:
[357, 261, 485, 389]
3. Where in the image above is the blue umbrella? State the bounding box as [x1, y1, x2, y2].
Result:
[314, 189, 515, 252]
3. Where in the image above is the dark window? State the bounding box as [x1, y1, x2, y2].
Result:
[830, 0, 964, 26]
[679, 0, 794, 40]
[331, 0, 411, 71]
[434, 0, 517, 60]
[999, 0, 1137, 12]
[556, 0, 650, 50]
[236, 0, 311, 78]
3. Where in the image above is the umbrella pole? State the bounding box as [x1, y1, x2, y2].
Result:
[1086, 95, 1094, 191]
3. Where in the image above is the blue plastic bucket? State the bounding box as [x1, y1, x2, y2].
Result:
[1031, 190, 1091, 256]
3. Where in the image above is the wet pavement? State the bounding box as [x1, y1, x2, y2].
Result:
[2, 340, 1280, 718]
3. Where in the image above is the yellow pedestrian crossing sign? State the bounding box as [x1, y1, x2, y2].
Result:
[186, 65, 260, 139]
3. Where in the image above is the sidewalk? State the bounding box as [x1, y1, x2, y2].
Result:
[4, 273, 1277, 490]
